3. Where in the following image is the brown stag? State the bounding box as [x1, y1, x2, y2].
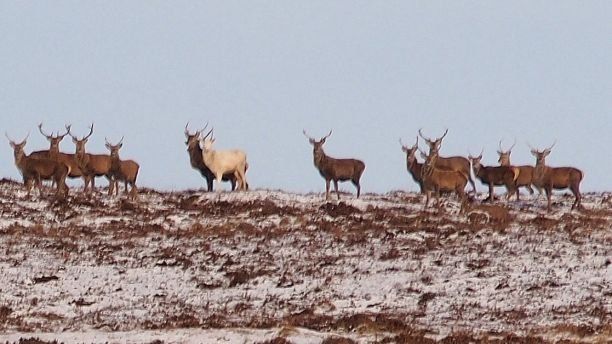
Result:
[68, 124, 112, 194]
[468, 152, 518, 202]
[418, 128, 476, 193]
[421, 150, 468, 212]
[497, 140, 540, 200]
[105, 137, 140, 199]
[185, 122, 239, 191]
[6, 132, 69, 198]
[303, 130, 365, 200]
[529, 143, 583, 212]
[29, 123, 86, 190]
[400, 137, 424, 192]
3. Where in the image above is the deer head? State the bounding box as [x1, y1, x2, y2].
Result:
[38, 123, 71, 152]
[468, 149, 484, 168]
[6, 132, 29, 159]
[303, 130, 332, 153]
[68, 123, 94, 155]
[529, 142, 555, 166]
[497, 139, 516, 165]
[418, 128, 448, 154]
[105, 137, 124, 158]
[400, 136, 419, 163]
[185, 122, 210, 150]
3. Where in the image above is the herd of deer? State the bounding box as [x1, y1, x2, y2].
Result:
[5, 123, 584, 213]
[304, 128, 583, 213]
[6, 124, 140, 200]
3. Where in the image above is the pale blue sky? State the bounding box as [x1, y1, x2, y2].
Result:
[1, 1, 611, 193]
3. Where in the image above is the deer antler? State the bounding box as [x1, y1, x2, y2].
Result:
[59, 124, 71, 139]
[38, 123, 53, 139]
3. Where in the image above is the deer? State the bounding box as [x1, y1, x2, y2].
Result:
[400, 136, 424, 192]
[303, 130, 365, 200]
[468, 152, 519, 202]
[6, 132, 69, 198]
[105, 138, 140, 199]
[67, 124, 113, 194]
[421, 149, 468, 212]
[497, 140, 542, 201]
[28, 123, 86, 190]
[418, 128, 476, 193]
[529, 143, 583, 212]
[199, 129, 249, 191]
[185, 122, 239, 191]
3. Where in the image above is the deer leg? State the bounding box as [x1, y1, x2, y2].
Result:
[237, 167, 247, 191]
[229, 176, 236, 191]
[570, 184, 581, 210]
[424, 190, 431, 209]
[487, 184, 494, 203]
[545, 187, 553, 212]
[352, 179, 361, 198]
[205, 175, 214, 192]
[325, 179, 331, 200]
[333, 180, 340, 200]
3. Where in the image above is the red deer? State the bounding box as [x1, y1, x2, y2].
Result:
[421, 150, 468, 211]
[400, 137, 424, 192]
[529, 143, 583, 212]
[29, 123, 86, 190]
[105, 138, 140, 199]
[6, 132, 69, 198]
[497, 140, 540, 200]
[185, 122, 238, 191]
[199, 129, 249, 191]
[418, 128, 476, 193]
[468, 152, 518, 202]
[68, 124, 112, 194]
[303, 130, 365, 200]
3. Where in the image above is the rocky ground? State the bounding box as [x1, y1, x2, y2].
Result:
[0, 178, 611, 343]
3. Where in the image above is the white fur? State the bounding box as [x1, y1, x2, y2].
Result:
[200, 138, 248, 191]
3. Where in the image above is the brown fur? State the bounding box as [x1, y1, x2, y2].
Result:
[418, 128, 476, 192]
[106, 140, 140, 200]
[469, 155, 518, 202]
[421, 151, 468, 211]
[7, 137, 69, 198]
[68, 124, 112, 194]
[531, 147, 583, 212]
[304, 130, 365, 200]
[497, 148, 540, 200]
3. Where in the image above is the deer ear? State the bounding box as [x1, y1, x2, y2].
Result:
[530, 149, 538, 156]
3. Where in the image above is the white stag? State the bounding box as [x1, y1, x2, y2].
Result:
[200, 130, 248, 191]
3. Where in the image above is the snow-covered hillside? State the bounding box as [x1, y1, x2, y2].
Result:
[0, 179, 610, 343]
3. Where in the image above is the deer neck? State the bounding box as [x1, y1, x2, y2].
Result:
[13, 151, 27, 171]
[188, 144, 204, 167]
[313, 148, 328, 170]
[471, 163, 482, 177]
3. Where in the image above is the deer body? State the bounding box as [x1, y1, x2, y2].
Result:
[497, 144, 540, 200]
[200, 135, 248, 191]
[418, 129, 476, 193]
[469, 155, 518, 202]
[7, 135, 69, 198]
[304, 130, 365, 200]
[401, 138, 424, 192]
[185, 124, 238, 191]
[531, 145, 583, 212]
[29, 124, 85, 187]
[421, 151, 467, 211]
[69, 124, 113, 194]
[105, 139, 140, 199]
